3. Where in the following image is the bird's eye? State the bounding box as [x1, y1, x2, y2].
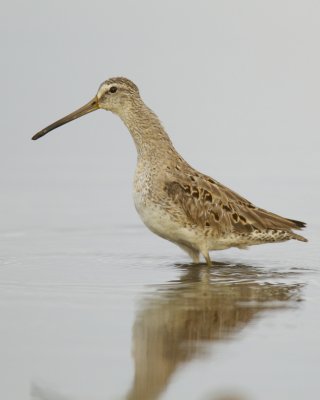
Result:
[109, 86, 117, 93]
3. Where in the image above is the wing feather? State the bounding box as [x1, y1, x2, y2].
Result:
[164, 172, 306, 236]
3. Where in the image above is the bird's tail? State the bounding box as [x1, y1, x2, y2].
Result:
[290, 232, 308, 242]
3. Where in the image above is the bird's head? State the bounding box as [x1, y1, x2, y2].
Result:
[32, 77, 140, 140]
[97, 77, 140, 113]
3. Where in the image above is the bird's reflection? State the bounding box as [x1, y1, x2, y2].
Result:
[126, 262, 303, 400]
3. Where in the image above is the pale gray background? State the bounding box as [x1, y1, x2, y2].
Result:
[1, 2, 320, 400]
[1, 0, 319, 230]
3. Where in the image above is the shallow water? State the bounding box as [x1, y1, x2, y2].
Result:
[0, 221, 319, 400]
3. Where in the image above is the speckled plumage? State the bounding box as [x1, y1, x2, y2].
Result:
[32, 77, 307, 265]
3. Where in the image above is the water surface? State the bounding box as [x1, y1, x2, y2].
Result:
[1, 223, 319, 400]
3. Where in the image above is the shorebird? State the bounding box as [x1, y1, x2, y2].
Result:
[32, 77, 307, 265]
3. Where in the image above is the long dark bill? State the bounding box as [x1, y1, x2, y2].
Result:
[32, 97, 99, 140]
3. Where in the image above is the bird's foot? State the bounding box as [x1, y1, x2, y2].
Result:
[203, 251, 212, 267]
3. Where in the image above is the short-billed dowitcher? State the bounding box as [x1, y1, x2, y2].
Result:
[32, 77, 307, 265]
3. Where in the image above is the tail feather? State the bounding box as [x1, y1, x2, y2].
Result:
[291, 232, 308, 242]
[244, 210, 308, 243]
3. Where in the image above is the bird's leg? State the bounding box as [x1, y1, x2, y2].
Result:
[202, 251, 212, 267]
[178, 244, 200, 264]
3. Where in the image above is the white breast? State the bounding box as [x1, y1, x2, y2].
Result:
[133, 189, 202, 250]
[133, 164, 205, 251]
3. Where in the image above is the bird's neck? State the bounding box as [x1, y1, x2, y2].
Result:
[118, 99, 176, 161]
